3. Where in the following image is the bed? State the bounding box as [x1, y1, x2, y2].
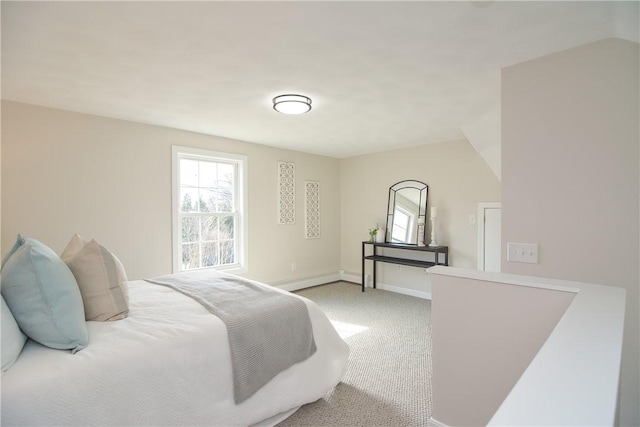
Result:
[1, 237, 349, 427]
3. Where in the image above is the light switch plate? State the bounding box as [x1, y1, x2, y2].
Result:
[507, 242, 539, 264]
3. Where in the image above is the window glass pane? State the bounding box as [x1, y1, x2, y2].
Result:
[218, 163, 234, 185]
[180, 159, 199, 187]
[199, 161, 217, 189]
[201, 216, 218, 241]
[218, 191, 232, 212]
[180, 188, 199, 213]
[219, 216, 235, 239]
[182, 217, 199, 242]
[219, 170, 233, 189]
[219, 164, 234, 212]
[199, 189, 216, 212]
[201, 242, 219, 267]
[220, 240, 235, 265]
[182, 243, 200, 270]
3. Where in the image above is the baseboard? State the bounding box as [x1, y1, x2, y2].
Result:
[378, 282, 432, 300]
[428, 417, 450, 427]
[272, 272, 342, 292]
[341, 273, 432, 299]
[341, 272, 364, 285]
[272, 271, 431, 299]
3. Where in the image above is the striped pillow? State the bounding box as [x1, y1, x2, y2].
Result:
[62, 235, 129, 321]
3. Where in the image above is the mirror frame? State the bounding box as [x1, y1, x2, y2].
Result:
[385, 180, 429, 245]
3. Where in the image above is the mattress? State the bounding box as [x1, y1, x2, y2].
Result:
[1, 278, 349, 426]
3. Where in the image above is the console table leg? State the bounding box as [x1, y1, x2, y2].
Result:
[361, 242, 365, 292]
[373, 261, 377, 289]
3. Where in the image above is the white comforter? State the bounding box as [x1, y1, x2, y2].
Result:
[1, 279, 349, 426]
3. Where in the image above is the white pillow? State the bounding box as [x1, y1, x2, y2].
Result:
[62, 234, 129, 321]
[1, 296, 27, 371]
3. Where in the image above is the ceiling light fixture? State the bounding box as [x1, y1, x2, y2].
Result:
[273, 94, 312, 115]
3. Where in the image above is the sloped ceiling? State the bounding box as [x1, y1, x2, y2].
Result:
[2, 1, 638, 164]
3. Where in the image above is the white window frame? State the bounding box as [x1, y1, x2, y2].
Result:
[172, 145, 248, 274]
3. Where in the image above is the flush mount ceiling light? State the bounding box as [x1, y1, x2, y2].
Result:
[273, 94, 312, 115]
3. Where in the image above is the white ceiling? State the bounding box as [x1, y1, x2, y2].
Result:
[2, 1, 638, 159]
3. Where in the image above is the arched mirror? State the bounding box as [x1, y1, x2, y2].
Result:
[385, 180, 428, 245]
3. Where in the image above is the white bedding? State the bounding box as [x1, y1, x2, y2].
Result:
[1, 278, 349, 426]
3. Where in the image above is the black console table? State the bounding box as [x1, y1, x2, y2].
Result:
[361, 241, 449, 292]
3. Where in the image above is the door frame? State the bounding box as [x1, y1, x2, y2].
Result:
[477, 202, 502, 271]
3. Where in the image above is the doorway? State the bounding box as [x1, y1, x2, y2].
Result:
[477, 202, 502, 272]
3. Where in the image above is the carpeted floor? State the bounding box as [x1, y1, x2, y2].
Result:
[277, 281, 432, 427]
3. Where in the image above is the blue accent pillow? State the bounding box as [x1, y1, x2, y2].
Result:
[1, 295, 27, 371]
[1, 235, 88, 353]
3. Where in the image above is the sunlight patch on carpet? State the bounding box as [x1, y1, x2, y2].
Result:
[330, 320, 369, 339]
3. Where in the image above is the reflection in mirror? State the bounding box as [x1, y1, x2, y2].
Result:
[385, 180, 428, 245]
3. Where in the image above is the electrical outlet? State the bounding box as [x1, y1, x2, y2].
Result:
[291, 262, 296, 272]
[507, 242, 539, 264]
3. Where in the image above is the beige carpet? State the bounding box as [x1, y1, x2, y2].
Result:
[277, 281, 432, 427]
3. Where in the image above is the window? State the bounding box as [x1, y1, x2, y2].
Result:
[172, 146, 247, 273]
[391, 206, 414, 243]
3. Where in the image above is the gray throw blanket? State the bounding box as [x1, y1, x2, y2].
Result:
[146, 270, 316, 404]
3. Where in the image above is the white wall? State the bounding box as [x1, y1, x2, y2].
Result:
[502, 38, 639, 426]
[431, 271, 575, 426]
[2, 102, 501, 294]
[340, 140, 501, 294]
[1, 101, 341, 284]
[430, 267, 626, 427]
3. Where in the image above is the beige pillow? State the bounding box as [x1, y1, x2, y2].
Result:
[62, 234, 129, 321]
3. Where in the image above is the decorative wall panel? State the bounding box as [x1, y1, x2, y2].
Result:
[305, 181, 320, 239]
[278, 162, 295, 224]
